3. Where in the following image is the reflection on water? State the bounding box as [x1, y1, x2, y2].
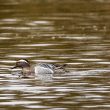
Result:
[0, 0, 110, 110]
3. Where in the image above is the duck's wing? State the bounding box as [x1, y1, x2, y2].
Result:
[34, 63, 55, 74]
[38, 63, 56, 69]
[35, 63, 67, 74]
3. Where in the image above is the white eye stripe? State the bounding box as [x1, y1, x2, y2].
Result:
[18, 60, 28, 63]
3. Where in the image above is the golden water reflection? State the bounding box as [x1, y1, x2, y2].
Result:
[0, 0, 110, 110]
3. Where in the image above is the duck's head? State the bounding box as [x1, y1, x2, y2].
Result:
[12, 59, 30, 69]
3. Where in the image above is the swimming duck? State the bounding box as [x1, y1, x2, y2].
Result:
[11, 59, 67, 78]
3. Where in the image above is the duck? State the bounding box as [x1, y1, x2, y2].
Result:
[11, 59, 67, 78]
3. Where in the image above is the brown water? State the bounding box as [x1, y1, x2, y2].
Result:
[0, 0, 110, 110]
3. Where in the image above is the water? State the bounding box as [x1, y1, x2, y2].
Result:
[0, 0, 110, 110]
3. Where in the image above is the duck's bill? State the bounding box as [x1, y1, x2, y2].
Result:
[11, 66, 17, 69]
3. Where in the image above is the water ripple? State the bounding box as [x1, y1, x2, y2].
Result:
[0, 1, 110, 109]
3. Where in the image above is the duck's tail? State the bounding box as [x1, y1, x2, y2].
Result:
[55, 64, 67, 69]
[54, 64, 69, 73]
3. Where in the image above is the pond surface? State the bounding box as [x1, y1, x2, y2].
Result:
[0, 0, 110, 110]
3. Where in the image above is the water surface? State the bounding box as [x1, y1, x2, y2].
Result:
[0, 0, 110, 110]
